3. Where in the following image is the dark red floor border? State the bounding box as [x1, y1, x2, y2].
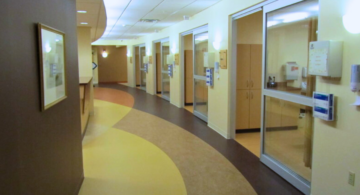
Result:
[96, 84, 304, 195]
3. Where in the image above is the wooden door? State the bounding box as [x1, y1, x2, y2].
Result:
[185, 50, 193, 103]
[236, 89, 250, 130]
[156, 53, 162, 93]
[237, 44, 251, 90]
[249, 89, 262, 129]
[135, 53, 140, 85]
[250, 44, 262, 89]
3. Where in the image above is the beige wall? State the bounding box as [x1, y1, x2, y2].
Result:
[96, 46, 128, 83]
[77, 27, 93, 77]
[237, 11, 263, 44]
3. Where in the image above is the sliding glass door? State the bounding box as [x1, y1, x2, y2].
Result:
[261, 0, 319, 194]
[161, 41, 170, 101]
[193, 31, 209, 122]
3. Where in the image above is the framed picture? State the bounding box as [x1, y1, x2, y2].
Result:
[38, 23, 67, 111]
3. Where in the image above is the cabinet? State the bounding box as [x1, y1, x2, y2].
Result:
[236, 44, 262, 130]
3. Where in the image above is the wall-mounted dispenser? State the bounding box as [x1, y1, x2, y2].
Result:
[308, 41, 343, 77]
[313, 92, 334, 121]
[350, 64, 360, 92]
[206, 68, 214, 87]
[168, 64, 173, 77]
[166, 54, 174, 65]
[204, 52, 215, 68]
[285, 62, 299, 80]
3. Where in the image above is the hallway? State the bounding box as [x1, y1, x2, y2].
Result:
[79, 84, 303, 195]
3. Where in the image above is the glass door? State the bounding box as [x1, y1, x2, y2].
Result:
[139, 46, 146, 90]
[261, 0, 319, 194]
[161, 41, 170, 101]
[193, 32, 209, 122]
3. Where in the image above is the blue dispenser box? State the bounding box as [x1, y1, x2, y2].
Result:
[206, 68, 213, 87]
[313, 92, 334, 121]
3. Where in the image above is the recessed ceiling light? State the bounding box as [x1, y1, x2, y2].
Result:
[140, 19, 160, 23]
[77, 10, 87, 13]
[80, 22, 88, 25]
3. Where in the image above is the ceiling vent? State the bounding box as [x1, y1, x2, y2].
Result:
[140, 19, 160, 23]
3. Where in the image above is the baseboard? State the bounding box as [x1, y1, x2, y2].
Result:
[208, 122, 229, 139]
[136, 85, 140, 87]
[267, 126, 298, 131]
[236, 128, 260, 133]
[171, 101, 182, 108]
[156, 91, 161, 94]
[74, 176, 84, 195]
[185, 103, 193, 106]
[99, 81, 127, 84]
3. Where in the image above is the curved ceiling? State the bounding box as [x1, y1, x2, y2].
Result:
[99, 0, 222, 41]
[76, 0, 107, 42]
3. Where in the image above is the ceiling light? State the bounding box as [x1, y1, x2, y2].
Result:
[154, 29, 159, 33]
[80, 22, 88, 25]
[308, 5, 319, 11]
[77, 10, 87, 13]
[102, 49, 108, 58]
[183, 15, 190, 20]
[267, 21, 281, 27]
[122, 24, 126, 27]
[277, 12, 310, 23]
[140, 19, 160, 23]
[195, 35, 208, 41]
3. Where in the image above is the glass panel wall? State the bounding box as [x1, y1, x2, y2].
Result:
[265, 0, 318, 97]
[264, 96, 313, 181]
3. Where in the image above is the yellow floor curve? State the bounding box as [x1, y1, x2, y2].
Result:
[80, 100, 187, 195]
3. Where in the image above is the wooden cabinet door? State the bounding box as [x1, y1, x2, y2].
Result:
[236, 90, 250, 130]
[185, 50, 193, 103]
[237, 44, 251, 90]
[249, 89, 261, 129]
[250, 44, 262, 89]
[281, 101, 299, 128]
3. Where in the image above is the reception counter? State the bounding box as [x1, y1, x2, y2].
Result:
[79, 76, 94, 136]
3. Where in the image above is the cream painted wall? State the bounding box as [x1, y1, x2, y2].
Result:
[77, 27, 93, 77]
[311, 0, 360, 194]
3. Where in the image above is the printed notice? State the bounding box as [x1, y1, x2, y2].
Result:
[309, 48, 329, 76]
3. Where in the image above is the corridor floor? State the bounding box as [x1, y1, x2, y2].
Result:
[78, 84, 303, 195]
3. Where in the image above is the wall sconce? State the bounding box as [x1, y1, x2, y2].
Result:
[343, 0, 360, 34]
[212, 41, 221, 51]
[102, 49, 108, 58]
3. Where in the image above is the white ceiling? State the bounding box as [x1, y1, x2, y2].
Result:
[76, 0, 107, 42]
[99, 0, 223, 41]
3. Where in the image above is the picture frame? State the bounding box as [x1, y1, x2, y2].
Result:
[38, 23, 67, 111]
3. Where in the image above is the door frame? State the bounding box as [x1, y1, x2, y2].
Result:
[192, 30, 209, 122]
[180, 25, 208, 108]
[260, 0, 315, 194]
[132, 43, 145, 88]
[152, 37, 169, 95]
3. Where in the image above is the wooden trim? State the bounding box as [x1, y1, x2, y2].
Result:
[236, 128, 260, 133]
[266, 126, 298, 131]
